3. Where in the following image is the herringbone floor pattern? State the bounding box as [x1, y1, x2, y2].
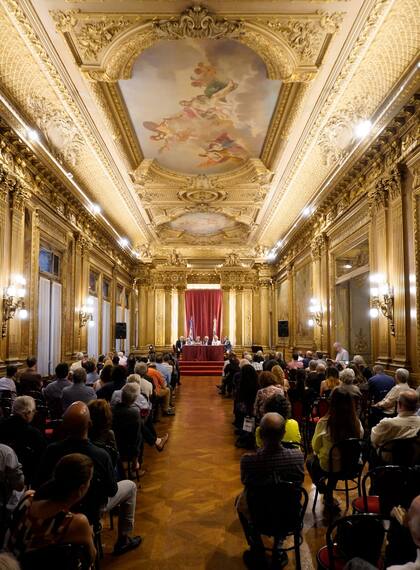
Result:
[100, 377, 353, 569]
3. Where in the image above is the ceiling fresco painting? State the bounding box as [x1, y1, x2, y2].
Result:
[119, 38, 282, 175]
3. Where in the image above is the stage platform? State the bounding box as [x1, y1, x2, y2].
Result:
[179, 360, 224, 377]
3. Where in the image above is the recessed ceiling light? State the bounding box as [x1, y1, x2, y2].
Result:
[276, 239, 283, 247]
[27, 128, 40, 142]
[66, 172, 74, 179]
[354, 119, 372, 139]
[343, 263, 352, 269]
[90, 204, 101, 215]
[303, 207, 311, 217]
[119, 238, 129, 248]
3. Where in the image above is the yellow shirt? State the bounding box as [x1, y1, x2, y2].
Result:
[312, 417, 364, 471]
[255, 418, 301, 448]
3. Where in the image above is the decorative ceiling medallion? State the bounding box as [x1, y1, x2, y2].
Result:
[177, 189, 227, 203]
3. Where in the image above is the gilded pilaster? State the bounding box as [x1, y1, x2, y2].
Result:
[154, 288, 165, 347]
[222, 286, 230, 339]
[177, 286, 186, 338]
[7, 186, 29, 361]
[0, 177, 10, 363]
[164, 287, 172, 347]
[242, 288, 253, 346]
[235, 288, 243, 346]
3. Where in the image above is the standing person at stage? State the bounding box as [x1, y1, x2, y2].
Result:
[175, 336, 186, 355]
[333, 342, 350, 364]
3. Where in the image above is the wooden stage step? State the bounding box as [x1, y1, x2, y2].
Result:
[179, 360, 224, 377]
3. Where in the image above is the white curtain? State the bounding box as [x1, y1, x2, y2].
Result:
[102, 300, 110, 355]
[115, 305, 123, 351]
[125, 308, 130, 353]
[50, 282, 62, 373]
[87, 296, 99, 358]
[37, 277, 51, 377]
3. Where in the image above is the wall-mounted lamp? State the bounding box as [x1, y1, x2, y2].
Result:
[369, 274, 395, 335]
[2, 275, 28, 337]
[308, 297, 323, 328]
[79, 297, 94, 328]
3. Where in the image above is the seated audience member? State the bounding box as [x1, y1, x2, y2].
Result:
[302, 350, 314, 369]
[218, 355, 240, 396]
[0, 396, 46, 485]
[347, 363, 367, 387]
[42, 362, 71, 405]
[271, 364, 289, 393]
[111, 374, 150, 414]
[36, 402, 141, 555]
[237, 413, 304, 567]
[255, 394, 301, 448]
[253, 351, 264, 364]
[320, 366, 340, 397]
[146, 364, 174, 416]
[254, 371, 285, 422]
[371, 390, 420, 451]
[69, 352, 85, 373]
[62, 368, 96, 410]
[133, 363, 154, 399]
[373, 368, 411, 415]
[84, 360, 99, 386]
[87, 399, 118, 466]
[339, 368, 362, 398]
[306, 387, 363, 508]
[111, 354, 120, 367]
[96, 365, 126, 402]
[287, 369, 307, 405]
[0, 366, 18, 401]
[96, 354, 105, 374]
[287, 352, 303, 370]
[16, 358, 42, 395]
[352, 354, 373, 381]
[368, 364, 395, 402]
[113, 384, 143, 473]
[155, 354, 170, 387]
[93, 363, 113, 392]
[234, 364, 259, 430]
[0, 443, 25, 512]
[262, 352, 277, 372]
[7, 454, 96, 566]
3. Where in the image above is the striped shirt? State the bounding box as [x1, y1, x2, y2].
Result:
[240, 446, 304, 487]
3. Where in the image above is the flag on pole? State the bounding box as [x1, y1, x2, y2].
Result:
[213, 317, 217, 336]
[188, 316, 194, 340]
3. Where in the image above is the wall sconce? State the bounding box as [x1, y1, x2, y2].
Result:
[2, 275, 28, 338]
[369, 274, 395, 335]
[308, 298, 323, 328]
[79, 297, 94, 328]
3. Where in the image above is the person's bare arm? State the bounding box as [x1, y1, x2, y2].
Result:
[63, 513, 96, 565]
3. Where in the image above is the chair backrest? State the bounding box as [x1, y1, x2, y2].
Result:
[379, 433, 420, 467]
[363, 466, 413, 515]
[20, 543, 91, 570]
[327, 513, 388, 567]
[246, 481, 308, 538]
[328, 438, 364, 476]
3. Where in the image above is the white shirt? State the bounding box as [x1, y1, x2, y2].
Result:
[377, 382, 410, 413]
[212, 340, 221, 345]
[371, 412, 420, 448]
[70, 360, 83, 372]
[336, 348, 350, 362]
[0, 377, 17, 397]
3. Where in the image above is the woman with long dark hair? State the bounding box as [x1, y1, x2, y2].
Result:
[6, 454, 96, 568]
[306, 387, 363, 508]
[234, 364, 259, 426]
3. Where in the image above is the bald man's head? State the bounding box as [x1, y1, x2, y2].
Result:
[408, 495, 420, 547]
[398, 389, 419, 413]
[63, 401, 91, 439]
[260, 412, 286, 446]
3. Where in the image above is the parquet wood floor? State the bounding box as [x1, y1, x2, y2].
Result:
[100, 377, 357, 569]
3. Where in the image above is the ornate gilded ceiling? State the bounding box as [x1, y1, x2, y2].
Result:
[0, 0, 418, 263]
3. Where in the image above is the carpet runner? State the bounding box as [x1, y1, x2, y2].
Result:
[179, 360, 224, 377]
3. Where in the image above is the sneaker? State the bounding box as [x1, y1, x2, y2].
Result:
[155, 433, 169, 451]
[113, 535, 142, 555]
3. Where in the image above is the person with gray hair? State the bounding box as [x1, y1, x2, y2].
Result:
[0, 396, 46, 485]
[339, 368, 362, 399]
[70, 351, 85, 372]
[368, 364, 395, 404]
[112, 384, 143, 472]
[373, 368, 411, 415]
[62, 367, 96, 410]
[134, 362, 154, 399]
[371, 389, 420, 450]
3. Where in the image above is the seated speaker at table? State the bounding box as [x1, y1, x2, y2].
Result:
[212, 335, 221, 345]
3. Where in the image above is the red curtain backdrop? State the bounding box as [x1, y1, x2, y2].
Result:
[184, 289, 222, 339]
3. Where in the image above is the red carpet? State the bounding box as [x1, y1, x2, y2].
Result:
[179, 360, 224, 377]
